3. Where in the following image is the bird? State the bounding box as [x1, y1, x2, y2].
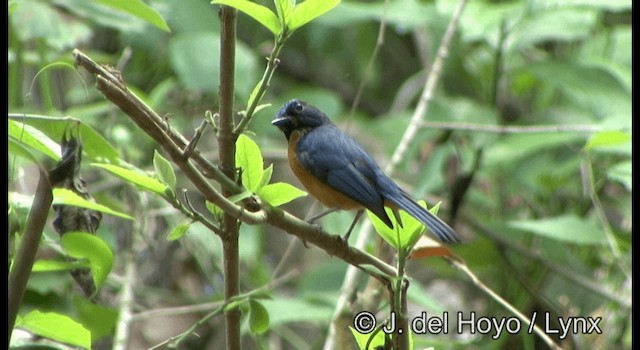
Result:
[271, 99, 461, 244]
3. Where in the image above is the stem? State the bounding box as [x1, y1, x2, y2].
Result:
[233, 34, 286, 135]
[218, 6, 241, 350]
[8, 168, 53, 339]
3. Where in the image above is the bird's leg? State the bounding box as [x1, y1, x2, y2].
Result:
[343, 209, 364, 241]
[306, 207, 340, 223]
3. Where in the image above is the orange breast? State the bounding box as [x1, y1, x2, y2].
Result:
[288, 130, 363, 210]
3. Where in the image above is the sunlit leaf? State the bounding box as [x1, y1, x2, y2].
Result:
[153, 149, 177, 189]
[167, 221, 192, 241]
[92, 163, 167, 196]
[288, 0, 341, 31]
[60, 232, 114, 288]
[235, 134, 264, 192]
[16, 311, 91, 349]
[53, 188, 134, 220]
[584, 130, 631, 151]
[32, 259, 89, 272]
[212, 0, 280, 34]
[249, 299, 270, 335]
[257, 182, 306, 206]
[9, 119, 60, 161]
[96, 0, 170, 32]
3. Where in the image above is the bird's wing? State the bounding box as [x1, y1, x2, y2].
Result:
[297, 125, 391, 225]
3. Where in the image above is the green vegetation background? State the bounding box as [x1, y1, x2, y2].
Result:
[8, 0, 631, 349]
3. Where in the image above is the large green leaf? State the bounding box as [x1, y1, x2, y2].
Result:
[235, 134, 264, 192]
[607, 161, 631, 191]
[9, 119, 60, 161]
[288, 0, 341, 31]
[16, 310, 91, 349]
[367, 201, 433, 251]
[96, 0, 170, 32]
[257, 182, 306, 207]
[169, 31, 256, 96]
[52, 188, 134, 220]
[249, 299, 270, 335]
[11, 115, 121, 162]
[212, 0, 280, 34]
[61, 232, 114, 288]
[153, 149, 177, 189]
[92, 163, 167, 196]
[509, 215, 606, 245]
[509, 7, 598, 51]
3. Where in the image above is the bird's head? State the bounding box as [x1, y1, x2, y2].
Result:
[272, 99, 332, 140]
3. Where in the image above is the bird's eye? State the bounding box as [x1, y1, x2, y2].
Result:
[293, 102, 304, 113]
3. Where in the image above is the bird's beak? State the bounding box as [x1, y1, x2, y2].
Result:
[271, 116, 289, 127]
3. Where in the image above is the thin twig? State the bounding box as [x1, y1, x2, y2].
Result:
[449, 258, 565, 350]
[421, 121, 606, 134]
[581, 157, 631, 280]
[464, 214, 631, 309]
[133, 270, 297, 322]
[112, 250, 136, 350]
[348, 0, 388, 120]
[388, 0, 468, 173]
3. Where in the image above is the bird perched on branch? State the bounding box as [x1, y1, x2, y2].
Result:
[272, 99, 460, 244]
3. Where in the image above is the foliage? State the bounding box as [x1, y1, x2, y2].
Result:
[9, 0, 631, 349]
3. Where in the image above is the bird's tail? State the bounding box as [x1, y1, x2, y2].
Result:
[391, 193, 461, 244]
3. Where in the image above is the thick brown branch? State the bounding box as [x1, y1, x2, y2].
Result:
[9, 169, 53, 338]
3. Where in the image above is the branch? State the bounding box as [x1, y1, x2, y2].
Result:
[420, 122, 606, 134]
[449, 258, 565, 350]
[9, 168, 53, 339]
[72, 49, 398, 287]
[72, 49, 242, 194]
[217, 6, 242, 350]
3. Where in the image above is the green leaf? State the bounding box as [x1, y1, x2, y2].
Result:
[9, 119, 60, 161]
[228, 190, 254, 204]
[14, 115, 121, 162]
[509, 215, 606, 245]
[167, 221, 192, 241]
[95, 0, 170, 32]
[206, 200, 224, 220]
[235, 134, 264, 192]
[169, 31, 257, 95]
[510, 7, 597, 51]
[262, 297, 334, 326]
[260, 164, 274, 188]
[367, 200, 433, 250]
[16, 310, 91, 349]
[275, 0, 294, 28]
[61, 232, 114, 288]
[73, 298, 118, 342]
[153, 150, 177, 189]
[584, 130, 631, 151]
[8, 137, 40, 164]
[212, 0, 280, 34]
[52, 188, 134, 220]
[92, 163, 168, 196]
[607, 161, 631, 191]
[257, 182, 306, 207]
[288, 0, 341, 31]
[249, 299, 270, 335]
[350, 326, 385, 350]
[32, 259, 89, 272]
